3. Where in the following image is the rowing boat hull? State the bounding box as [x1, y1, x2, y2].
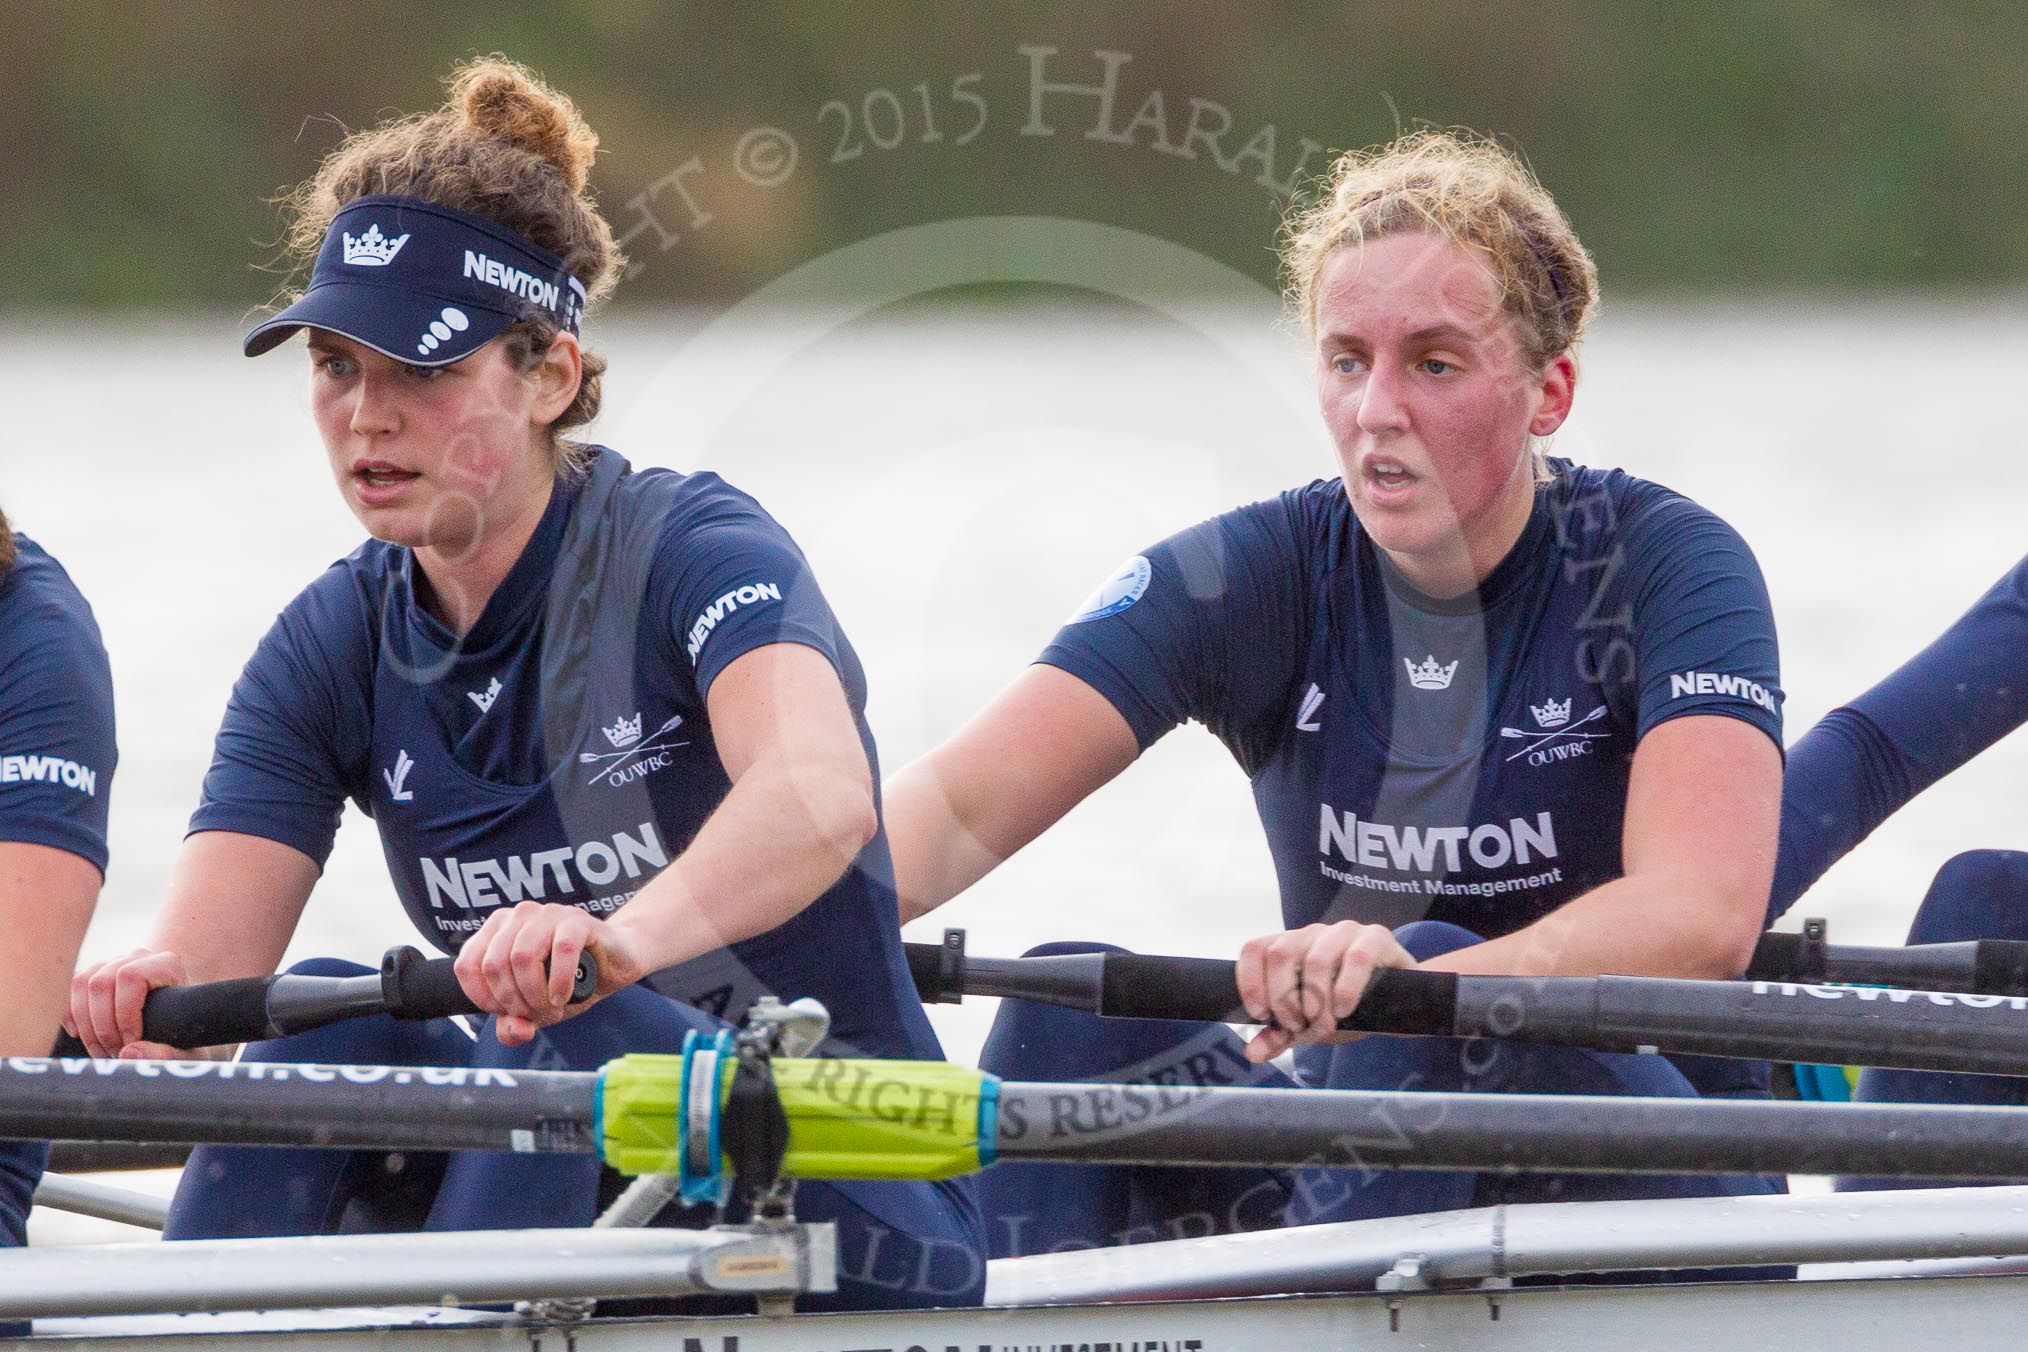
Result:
[25, 1273, 2028, 1352]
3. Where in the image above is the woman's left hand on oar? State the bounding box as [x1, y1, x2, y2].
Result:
[1235, 921, 1417, 1063]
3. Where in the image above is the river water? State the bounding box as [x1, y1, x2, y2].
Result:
[4, 299, 2026, 1068]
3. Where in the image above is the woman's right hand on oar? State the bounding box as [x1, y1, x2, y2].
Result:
[1236, 921, 1418, 1063]
[64, 948, 208, 1059]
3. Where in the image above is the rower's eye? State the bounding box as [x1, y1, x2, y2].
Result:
[402, 362, 444, 382]
[312, 353, 354, 377]
[1331, 355, 1365, 375]
[1421, 358, 1456, 376]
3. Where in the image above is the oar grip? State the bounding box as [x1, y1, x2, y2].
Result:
[1973, 940, 2028, 999]
[1098, 955, 1458, 1035]
[49, 977, 282, 1057]
[381, 948, 482, 1020]
[379, 947, 599, 1021]
[1100, 954, 1248, 1021]
[137, 976, 283, 1049]
[1746, 930, 1816, 982]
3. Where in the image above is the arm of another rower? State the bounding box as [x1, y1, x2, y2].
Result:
[0, 843, 99, 1055]
[887, 664, 1141, 922]
[1423, 714, 1780, 981]
[148, 831, 321, 983]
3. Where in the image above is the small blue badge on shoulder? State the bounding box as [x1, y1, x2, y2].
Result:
[1068, 555, 1153, 624]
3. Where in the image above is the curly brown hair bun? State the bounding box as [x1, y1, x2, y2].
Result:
[274, 56, 626, 463]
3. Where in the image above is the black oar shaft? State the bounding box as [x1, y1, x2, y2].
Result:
[0, 1057, 599, 1155]
[909, 930, 2028, 1009]
[1451, 975, 2028, 1075]
[992, 1083, 2028, 1180]
[911, 940, 2028, 1077]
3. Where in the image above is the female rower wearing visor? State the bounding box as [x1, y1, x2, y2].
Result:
[0, 511, 115, 1249]
[63, 58, 983, 1309]
[886, 131, 1787, 1256]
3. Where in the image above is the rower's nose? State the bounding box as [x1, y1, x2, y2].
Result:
[1355, 363, 1412, 436]
[348, 368, 402, 438]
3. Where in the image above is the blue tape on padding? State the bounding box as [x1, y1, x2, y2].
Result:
[976, 1073, 1002, 1168]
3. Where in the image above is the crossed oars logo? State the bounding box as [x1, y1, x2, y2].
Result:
[1500, 704, 1609, 761]
[579, 714, 688, 786]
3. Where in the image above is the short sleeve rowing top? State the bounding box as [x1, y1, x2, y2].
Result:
[1040, 461, 1784, 940]
[1772, 552, 2028, 918]
[0, 534, 116, 875]
[190, 448, 937, 1062]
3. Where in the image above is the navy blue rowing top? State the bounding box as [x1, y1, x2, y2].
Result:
[190, 448, 938, 1062]
[1041, 462, 1784, 939]
[0, 533, 116, 874]
[1773, 552, 2028, 918]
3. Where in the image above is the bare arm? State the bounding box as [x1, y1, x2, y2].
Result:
[457, 642, 892, 1044]
[0, 843, 100, 1055]
[1239, 715, 1781, 1060]
[606, 642, 881, 966]
[886, 664, 1141, 922]
[1424, 716, 1778, 980]
[68, 831, 320, 1057]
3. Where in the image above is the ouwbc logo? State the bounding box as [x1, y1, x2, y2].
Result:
[581, 713, 688, 788]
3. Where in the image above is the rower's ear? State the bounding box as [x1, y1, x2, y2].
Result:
[530, 331, 584, 427]
[1529, 351, 1576, 437]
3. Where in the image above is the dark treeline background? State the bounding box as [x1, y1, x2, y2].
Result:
[5, 1, 2023, 310]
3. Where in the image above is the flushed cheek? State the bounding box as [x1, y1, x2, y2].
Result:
[430, 435, 516, 494]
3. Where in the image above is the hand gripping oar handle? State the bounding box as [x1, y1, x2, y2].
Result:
[1098, 953, 1459, 1035]
[909, 918, 2028, 1012]
[902, 930, 2028, 1076]
[901, 930, 1458, 1035]
[51, 947, 597, 1055]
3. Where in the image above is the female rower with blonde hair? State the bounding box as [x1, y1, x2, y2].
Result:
[888, 130, 1787, 1254]
[65, 59, 982, 1308]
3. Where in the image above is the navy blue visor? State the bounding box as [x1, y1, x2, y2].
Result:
[244, 194, 586, 365]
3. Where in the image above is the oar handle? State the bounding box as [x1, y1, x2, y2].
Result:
[901, 935, 1460, 1034]
[51, 950, 598, 1056]
[1098, 953, 1459, 1034]
[142, 976, 284, 1047]
[376, 945, 599, 1020]
[50, 978, 283, 1057]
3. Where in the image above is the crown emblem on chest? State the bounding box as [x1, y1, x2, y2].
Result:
[603, 712, 644, 748]
[1404, 655, 1459, 691]
[342, 223, 409, 266]
[1530, 696, 1573, 728]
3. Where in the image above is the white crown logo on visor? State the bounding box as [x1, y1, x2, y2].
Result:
[416, 306, 470, 357]
[341, 223, 409, 267]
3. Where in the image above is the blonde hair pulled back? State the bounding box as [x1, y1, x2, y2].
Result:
[1281, 130, 1597, 375]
